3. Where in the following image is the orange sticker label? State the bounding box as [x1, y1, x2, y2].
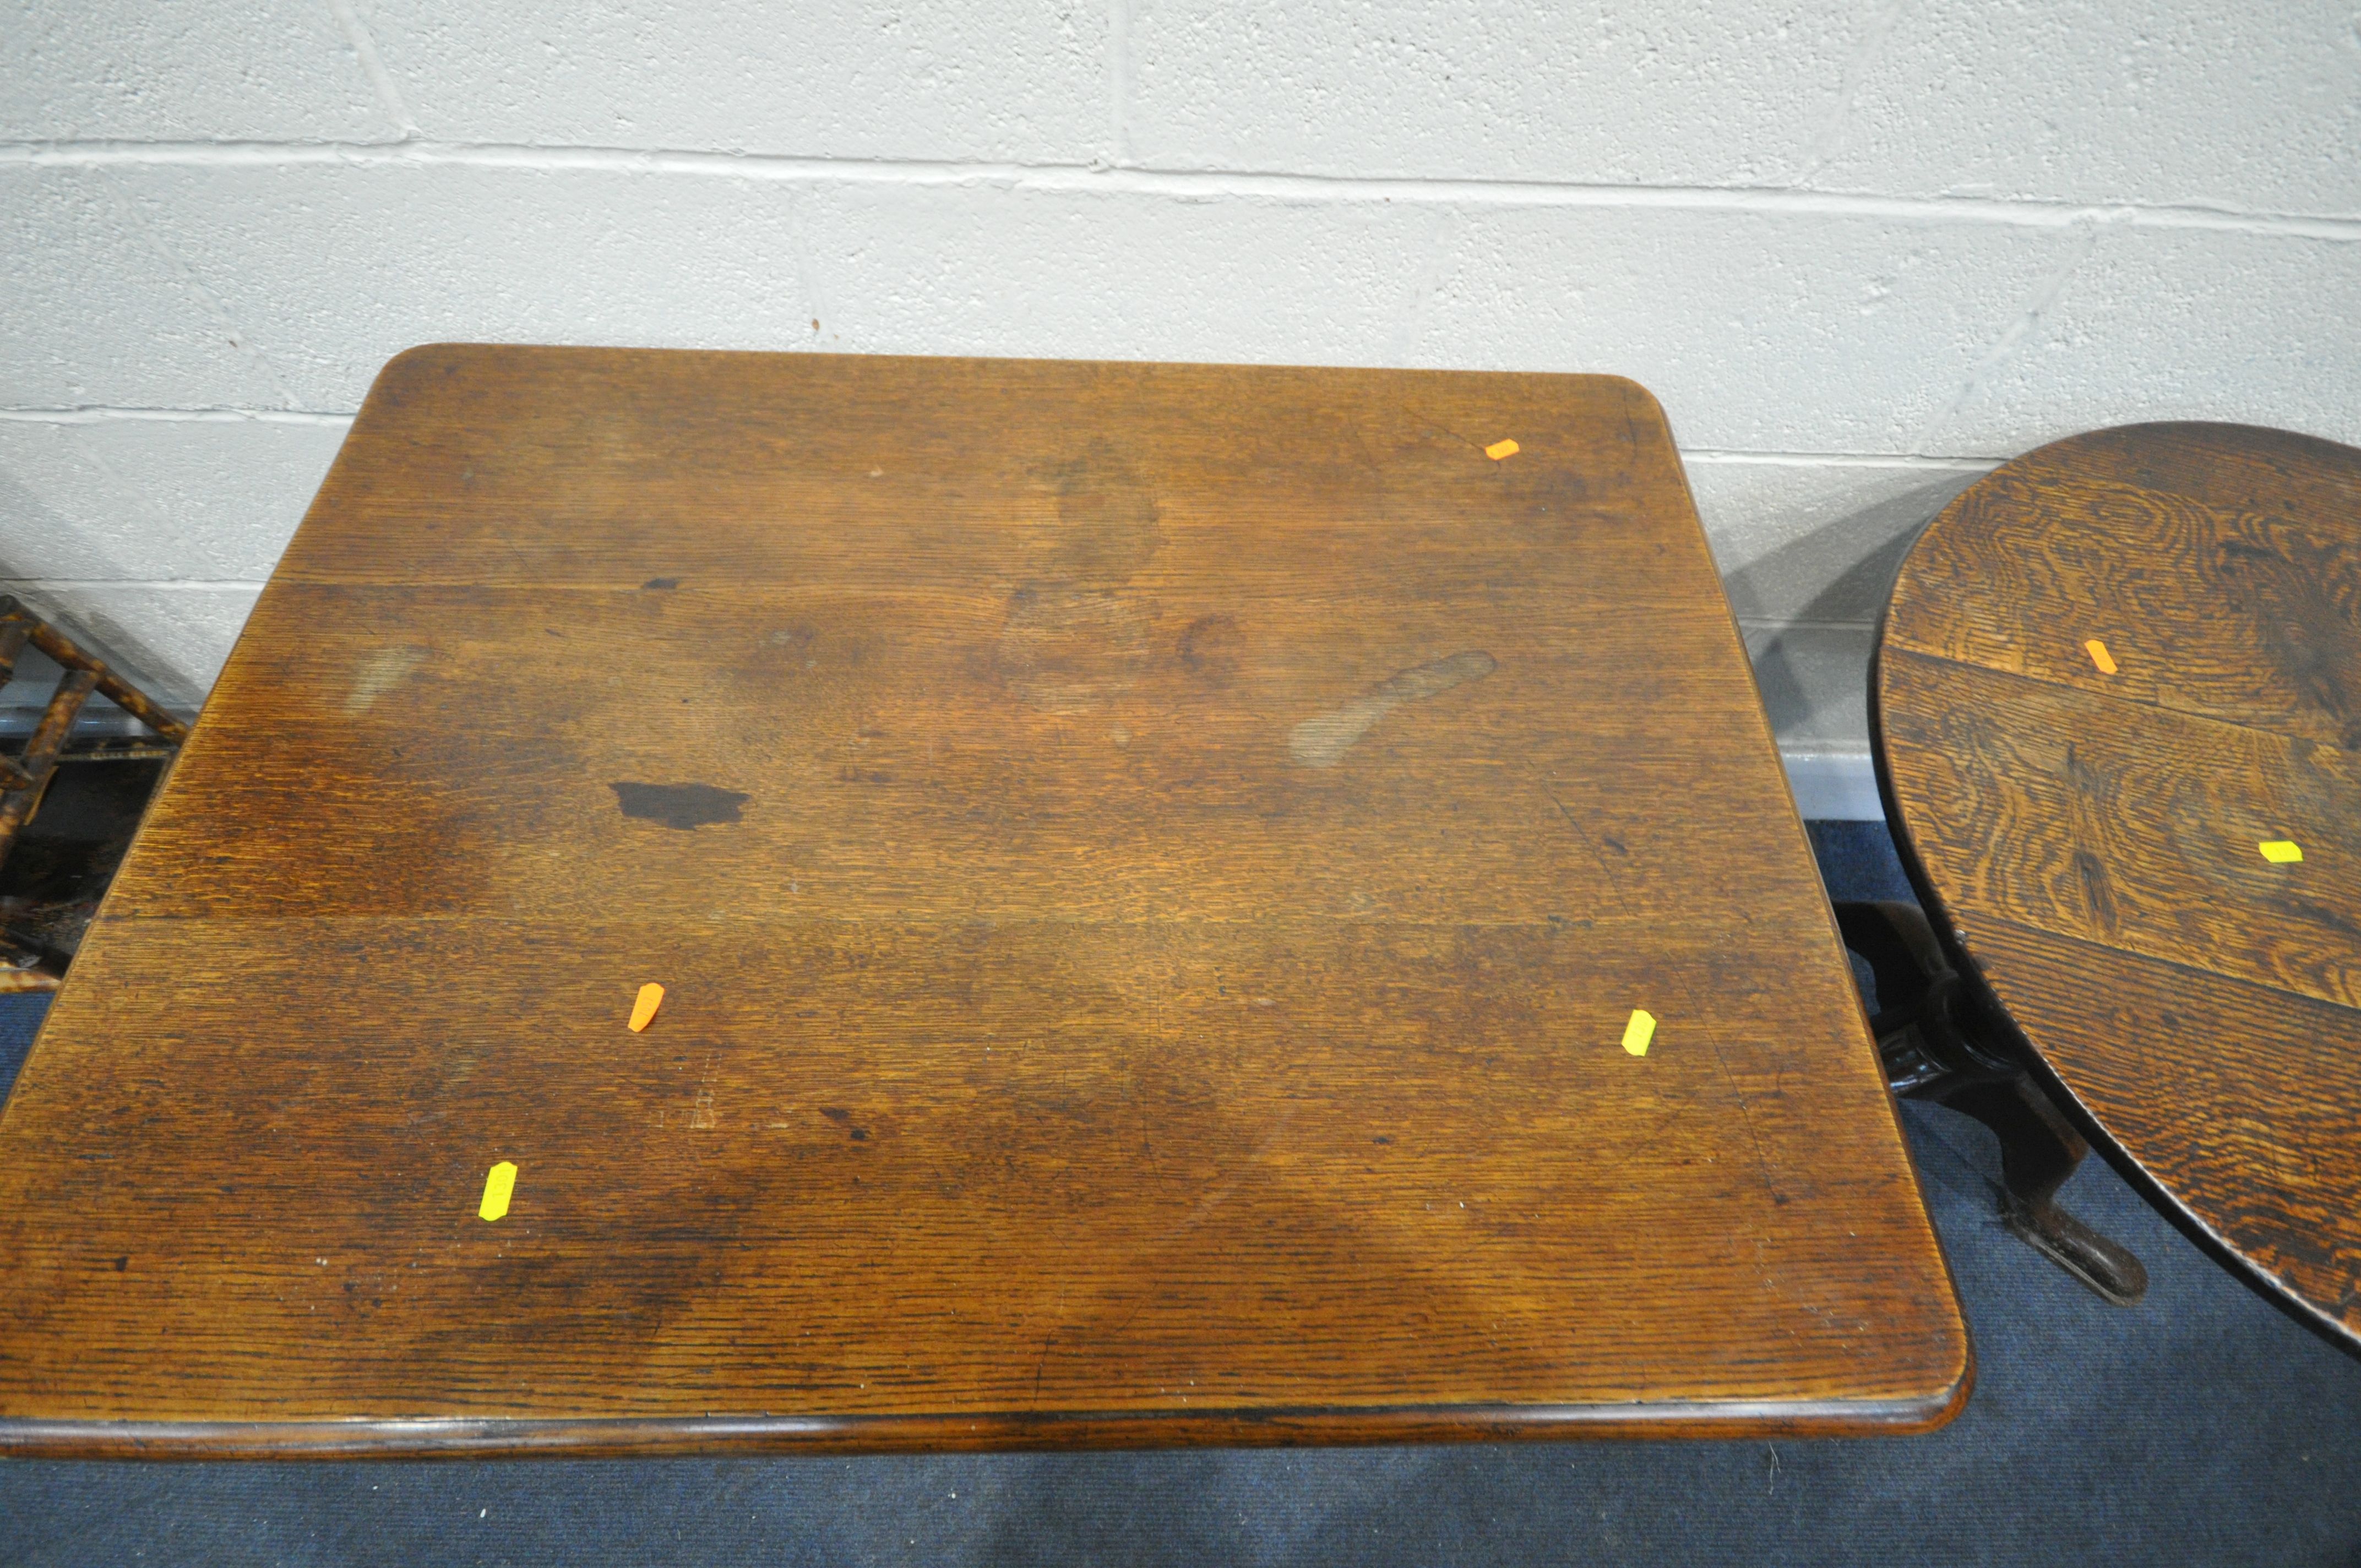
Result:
[2084, 639, 2118, 675]
[629, 982, 665, 1032]
[1484, 439, 1520, 461]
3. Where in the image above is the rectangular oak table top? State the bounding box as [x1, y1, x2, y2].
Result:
[0, 346, 1967, 1456]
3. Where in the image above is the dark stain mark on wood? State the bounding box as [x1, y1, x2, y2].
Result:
[994, 444, 1166, 711]
[1039, 442, 1162, 585]
[1177, 614, 1241, 686]
[643, 578, 679, 590]
[610, 781, 749, 829]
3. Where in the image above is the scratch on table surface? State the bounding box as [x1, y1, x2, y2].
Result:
[1030, 1283, 1069, 1407]
[1543, 781, 1636, 919]
[1290, 650, 1496, 767]
[1156, 1104, 1302, 1244]
[1031, 1330, 1056, 1405]
[1707, 1035, 1788, 1208]
[1396, 404, 1483, 454]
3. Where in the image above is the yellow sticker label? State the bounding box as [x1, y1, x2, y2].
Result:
[478, 1161, 518, 1222]
[2084, 639, 2118, 675]
[2259, 840, 2303, 864]
[1484, 438, 1520, 461]
[1621, 1009, 1656, 1057]
[629, 982, 665, 1032]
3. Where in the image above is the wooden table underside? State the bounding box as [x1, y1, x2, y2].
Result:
[0, 348, 1966, 1455]
[1879, 422, 2361, 1351]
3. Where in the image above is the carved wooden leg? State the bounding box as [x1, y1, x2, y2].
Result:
[1835, 899, 2148, 1306]
[1940, 1076, 2148, 1306]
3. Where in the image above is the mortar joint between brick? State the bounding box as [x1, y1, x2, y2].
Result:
[0, 407, 356, 428]
[0, 411, 2021, 465]
[5, 141, 2359, 241]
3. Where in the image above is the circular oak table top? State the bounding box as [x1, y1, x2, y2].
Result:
[1876, 422, 2361, 1350]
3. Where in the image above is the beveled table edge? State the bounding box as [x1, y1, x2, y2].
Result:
[0, 1378, 1972, 1460]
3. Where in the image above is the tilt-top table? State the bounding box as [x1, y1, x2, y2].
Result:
[0, 346, 1966, 1455]
[1876, 422, 2361, 1352]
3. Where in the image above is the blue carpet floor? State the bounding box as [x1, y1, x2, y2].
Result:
[2, 821, 2356, 1566]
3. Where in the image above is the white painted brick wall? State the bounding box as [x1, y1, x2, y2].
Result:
[3, 1, 2357, 791]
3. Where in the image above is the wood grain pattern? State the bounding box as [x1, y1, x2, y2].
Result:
[1885, 427, 2361, 750]
[1880, 652, 2361, 1009]
[0, 346, 1966, 1455]
[1880, 421, 2361, 1348]
[1967, 918, 2361, 1329]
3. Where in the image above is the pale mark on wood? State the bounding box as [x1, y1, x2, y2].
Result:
[344, 646, 425, 715]
[1288, 650, 1497, 768]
